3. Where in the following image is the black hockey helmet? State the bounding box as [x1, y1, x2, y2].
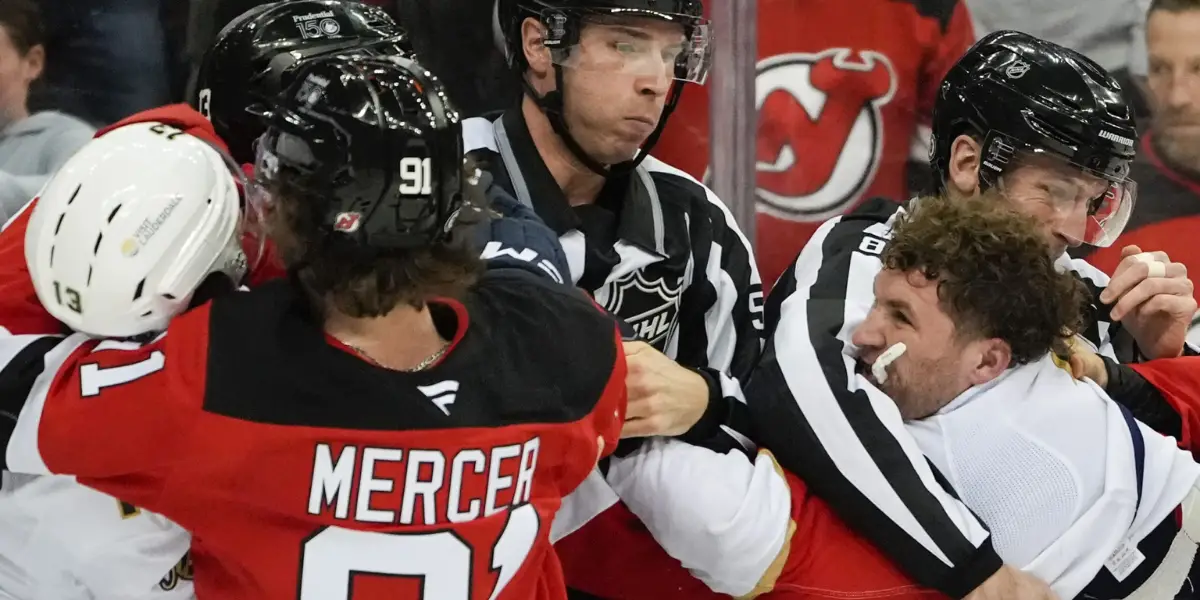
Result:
[194, 0, 412, 165]
[253, 55, 468, 252]
[930, 30, 1138, 246]
[494, 0, 711, 176]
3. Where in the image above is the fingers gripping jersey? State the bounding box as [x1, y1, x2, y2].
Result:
[3, 271, 625, 600]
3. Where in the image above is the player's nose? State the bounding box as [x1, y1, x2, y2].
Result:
[851, 314, 885, 351]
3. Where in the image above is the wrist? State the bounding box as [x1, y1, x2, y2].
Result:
[677, 367, 726, 445]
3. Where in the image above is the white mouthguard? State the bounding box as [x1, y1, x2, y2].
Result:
[871, 342, 907, 385]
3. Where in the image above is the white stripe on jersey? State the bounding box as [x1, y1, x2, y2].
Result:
[0, 333, 192, 600]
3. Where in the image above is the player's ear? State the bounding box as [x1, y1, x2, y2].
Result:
[967, 337, 1011, 386]
[521, 17, 553, 79]
[947, 135, 982, 199]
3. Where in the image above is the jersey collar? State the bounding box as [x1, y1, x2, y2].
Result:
[496, 107, 663, 255]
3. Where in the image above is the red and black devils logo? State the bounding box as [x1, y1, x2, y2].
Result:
[754, 48, 897, 222]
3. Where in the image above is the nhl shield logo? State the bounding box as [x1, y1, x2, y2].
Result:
[602, 271, 685, 348]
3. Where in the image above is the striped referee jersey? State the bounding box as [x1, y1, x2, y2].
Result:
[748, 197, 1177, 598]
[462, 108, 764, 454]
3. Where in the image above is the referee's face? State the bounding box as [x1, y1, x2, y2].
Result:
[558, 17, 683, 164]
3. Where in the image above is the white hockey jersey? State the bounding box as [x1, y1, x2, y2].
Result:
[0, 472, 193, 600]
[907, 355, 1200, 598]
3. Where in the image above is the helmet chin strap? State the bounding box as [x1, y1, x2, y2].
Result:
[523, 64, 682, 178]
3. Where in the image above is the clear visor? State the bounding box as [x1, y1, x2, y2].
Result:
[549, 13, 712, 84]
[207, 139, 269, 278]
[993, 147, 1137, 248]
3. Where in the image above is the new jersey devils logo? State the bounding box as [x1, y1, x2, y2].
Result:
[754, 49, 897, 222]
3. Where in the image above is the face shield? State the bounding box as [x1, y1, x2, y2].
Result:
[210, 140, 269, 281]
[545, 10, 712, 85]
[981, 132, 1136, 248]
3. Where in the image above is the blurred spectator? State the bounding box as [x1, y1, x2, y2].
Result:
[32, 0, 170, 125]
[966, 0, 1151, 120]
[183, 0, 267, 103]
[652, 0, 976, 292]
[0, 0, 92, 221]
[393, 0, 518, 117]
[1074, 0, 1200, 305]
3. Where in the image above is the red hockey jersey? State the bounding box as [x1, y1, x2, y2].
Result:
[653, 0, 975, 291]
[5, 274, 626, 600]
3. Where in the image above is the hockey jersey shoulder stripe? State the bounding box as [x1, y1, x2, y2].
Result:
[640, 155, 756, 260]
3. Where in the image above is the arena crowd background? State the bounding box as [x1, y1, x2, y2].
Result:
[6, 0, 1198, 336]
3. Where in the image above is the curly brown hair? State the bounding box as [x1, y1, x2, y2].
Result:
[881, 192, 1087, 365]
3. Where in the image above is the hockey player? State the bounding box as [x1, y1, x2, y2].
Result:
[0, 0, 414, 336]
[748, 30, 1198, 599]
[2, 54, 623, 600]
[852, 194, 1200, 598]
[0, 122, 250, 600]
[603, 192, 1200, 600]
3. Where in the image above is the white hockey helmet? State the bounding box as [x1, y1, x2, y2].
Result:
[25, 121, 262, 338]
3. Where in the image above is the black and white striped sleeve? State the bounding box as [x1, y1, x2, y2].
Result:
[652, 163, 764, 452]
[746, 211, 1001, 598]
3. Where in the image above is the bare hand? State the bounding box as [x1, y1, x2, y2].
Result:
[1067, 344, 1108, 388]
[963, 565, 1057, 600]
[620, 341, 710, 438]
[1099, 245, 1195, 359]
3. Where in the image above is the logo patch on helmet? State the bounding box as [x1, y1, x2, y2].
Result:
[333, 212, 363, 233]
[1005, 60, 1030, 79]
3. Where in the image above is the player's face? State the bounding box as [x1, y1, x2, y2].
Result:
[851, 269, 980, 420]
[558, 16, 685, 164]
[0, 23, 41, 123]
[994, 153, 1111, 258]
[1146, 8, 1200, 176]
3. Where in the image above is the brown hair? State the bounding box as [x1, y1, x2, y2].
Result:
[266, 166, 485, 319]
[1148, 0, 1200, 15]
[0, 0, 42, 54]
[881, 192, 1087, 364]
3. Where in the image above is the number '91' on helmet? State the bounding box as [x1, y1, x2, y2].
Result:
[253, 54, 467, 254]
